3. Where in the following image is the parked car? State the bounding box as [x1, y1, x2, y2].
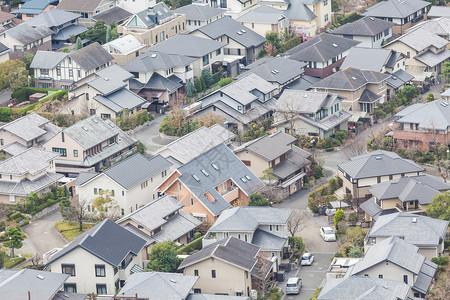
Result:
[320, 227, 336, 242]
[301, 253, 315, 266]
[286, 277, 302, 295]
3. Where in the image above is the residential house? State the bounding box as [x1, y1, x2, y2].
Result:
[0, 42, 10, 63]
[361, 174, 450, 222]
[174, 4, 226, 32]
[393, 99, 450, 151]
[237, 57, 306, 93]
[384, 28, 450, 88]
[0, 268, 87, 300]
[350, 237, 437, 298]
[123, 49, 196, 108]
[179, 237, 272, 297]
[236, 6, 289, 37]
[273, 90, 351, 139]
[0, 146, 63, 204]
[155, 124, 236, 165]
[330, 16, 394, 48]
[193, 73, 276, 132]
[201, 0, 258, 19]
[362, 0, 430, 35]
[317, 276, 411, 300]
[262, 0, 332, 37]
[283, 33, 360, 78]
[233, 131, 312, 197]
[203, 206, 292, 270]
[74, 153, 172, 216]
[65, 64, 146, 119]
[0, 23, 53, 59]
[337, 150, 424, 202]
[427, 6, 450, 19]
[42, 115, 137, 175]
[117, 195, 201, 260]
[102, 34, 146, 65]
[91, 6, 133, 26]
[25, 9, 88, 50]
[118, 3, 187, 47]
[340, 47, 412, 100]
[157, 143, 264, 222]
[148, 34, 226, 78]
[0, 112, 60, 149]
[191, 16, 265, 66]
[0, 10, 22, 33]
[364, 212, 449, 259]
[405, 17, 450, 43]
[117, 0, 157, 14]
[57, 0, 117, 27]
[441, 88, 450, 100]
[313, 67, 390, 117]
[45, 219, 146, 294]
[13, 0, 58, 21]
[31, 42, 114, 89]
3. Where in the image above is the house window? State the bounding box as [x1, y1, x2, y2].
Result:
[121, 208, 124, 216]
[0, 139, 3, 145]
[111, 190, 114, 196]
[403, 275, 408, 284]
[62, 264, 75, 276]
[56, 67, 61, 76]
[191, 198, 194, 206]
[52, 148, 67, 157]
[69, 69, 73, 77]
[73, 150, 78, 157]
[212, 270, 216, 278]
[379, 274, 383, 279]
[389, 175, 393, 180]
[94, 188, 98, 195]
[41, 69, 49, 76]
[379, 82, 383, 89]
[101, 113, 111, 119]
[96, 284, 107, 295]
[276, 225, 279, 231]
[95, 265, 106, 277]
[324, 14, 329, 22]
[406, 52, 410, 58]
[179, 182, 182, 191]
[194, 289, 201, 293]
[194, 270, 199, 276]
[64, 283, 77, 293]
[244, 234, 248, 242]
[78, 70, 81, 77]
[269, 225, 273, 231]
[216, 49, 221, 56]
[324, 0, 328, 5]
[202, 54, 209, 66]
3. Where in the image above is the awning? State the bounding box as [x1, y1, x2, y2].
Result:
[406, 65, 433, 82]
[223, 55, 244, 63]
[281, 172, 306, 188]
[348, 111, 368, 123]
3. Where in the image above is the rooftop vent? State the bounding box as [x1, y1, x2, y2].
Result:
[211, 163, 219, 171]
[332, 43, 338, 48]
[351, 77, 357, 80]
[245, 175, 251, 180]
[63, 294, 70, 298]
[108, 123, 115, 128]
[375, 156, 382, 160]
[82, 126, 88, 131]
[241, 29, 246, 33]
[369, 17, 375, 21]
[37, 275, 44, 280]
[104, 78, 109, 81]
[241, 177, 248, 183]
[92, 118, 99, 123]
[151, 53, 157, 58]
[392, 76, 397, 80]
[237, 31, 243, 35]
[193, 174, 200, 182]
[170, 279, 177, 283]
[441, 102, 448, 107]
[201, 169, 209, 177]
[271, 70, 277, 75]
[274, 69, 279, 73]
[412, 217, 417, 223]
[303, 94, 308, 98]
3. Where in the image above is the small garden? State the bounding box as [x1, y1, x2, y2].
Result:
[289, 236, 304, 264]
[307, 176, 343, 213]
[332, 210, 365, 258]
[16, 187, 69, 217]
[186, 67, 228, 101]
[295, 130, 350, 152]
[115, 109, 153, 131]
[55, 222, 91, 242]
[428, 255, 450, 299]
[374, 85, 419, 119]
[258, 30, 302, 57]
[328, 13, 362, 30]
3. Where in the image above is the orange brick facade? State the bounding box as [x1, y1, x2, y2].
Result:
[393, 130, 449, 151]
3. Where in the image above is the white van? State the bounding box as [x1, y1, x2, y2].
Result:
[286, 277, 302, 295]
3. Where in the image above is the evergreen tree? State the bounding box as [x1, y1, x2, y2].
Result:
[106, 25, 112, 43]
[76, 37, 83, 50]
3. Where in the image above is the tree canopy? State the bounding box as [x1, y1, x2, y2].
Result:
[0, 60, 29, 91]
[248, 193, 269, 206]
[4, 227, 25, 257]
[426, 192, 450, 220]
[147, 241, 179, 272]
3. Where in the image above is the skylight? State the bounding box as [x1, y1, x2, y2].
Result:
[211, 163, 219, 171]
[201, 169, 209, 176]
[241, 177, 248, 183]
[193, 175, 200, 182]
[245, 175, 251, 181]
[82, 126, 88, 131]
[151, 53, 157, 58]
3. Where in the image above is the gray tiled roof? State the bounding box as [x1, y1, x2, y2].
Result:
[95, 64, 134, 82]
[277, 90, 343, 114]
[368, 212, 449, 247]
[386, 69, 414, 88]
[0, 147, 58, 176]
[46, 219, 146, 267]
[283, 0, 317, 21]
[238, 57, 305, 85]
[219, 73, 276, 105]
[252, 228, 287, 251]
[428, 5, 450, 18]
[360, 198, 383, 220]
[317, 276, 410, 300]
[94, 88, 146, 113]
[340, 47, 394, 72]
[149, 34, 226, 58]
[0, 172, 63, 197]
[1, 142, 28, 156]
[314, 67, 390, 91]
[237, 131, 296, 161]
[129, 72, 182, 93]
[194, 16, 265, 48]
[331, 16, 394, 37]
[391, 27, 448, 51]
[284, 33, 360, 63]
[237, 5, 285, 24]
[406, 17, 450, 36]
[88, 76, 126, 95]
[1, 112, 61, 142]
[73, 171, 98, 186]
[179, 237, 259, 270]
[338, 150, 423, 179]
[91, 7, 132, 25]
[53, 291, 88, 300]
[362, 0, 430, 19]
[174, 143, 264, 216]
[174, 4, 225, 21]
[415, 48, 450, 68]
[395, 99, 450, 130]
[187, 294, 249, 300]
[124, 50, 196, 73]
[358, 89, 382, 103]
[119, 272, 198, 300]
[285, 74, 321, 90]
[413, 260, 437, 294]
[57, 0, 103, 12]
[52, 24, 87, 41]
[0, 269, 69, 300]
[30, 51, 68, 69]
[272, 146, 312, 179]
[5, 23, 53, 46]
[131, 3, 174, 29]
[69, 42, 114, 71]
[103, 153, 172, 190]
[25, 8, 81, 28]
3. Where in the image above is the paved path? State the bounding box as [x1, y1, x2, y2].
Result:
[0, 90, 12, 105]
[22, 211, 67, 256]
[129, 114, 171, 155]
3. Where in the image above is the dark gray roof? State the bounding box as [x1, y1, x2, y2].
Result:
[94, 88, 147, 113]
[277, 90, 343, 114]
[392, 27, 448, 52]
[360, 198, 383, 220]
[395, 99, 450, 130]
[283, 0, 317, 21]
[428, 5, 450, 18]
[119, 272, 198, 300]
[218, 73, 275, 105]
[235, 131, 296, 161]
[272, 145, 312, 179]
[338, 150, 423, 179]
[57, 0, 104, 12]
[174, 143, 263, 216]
[284, 33, 360, 63]
[194, 16, 265, 48]
[179, 237, 259, 270]
[0, 269, 69, 300]
[95, 64, 134, 82]
[52, 24, 87, 41]
[46, 219, 146, 267]
[91, 7, 132, 25]
[30, 51, 68, 69]
[52, 291, 88, 300]
[124, 50, 196, 73]
[130, 72, 182, 93]
[331, 16, 394, 37]
[88, 76, 126, 95]
[25, 8, 80, 28]
[149, 34, 226, 58]
[285, 74, 321, 90]
[0, 42, 9, 54]
[174, 4, 225, 21]
[358, 89, 382, 103]
[386, 69, 414, 88]
[415, 48, 450, 68]
[314, 67, 390, 91]
[103, 153, 172, 190]
[362, 0, 430, 19]
[413, 259, 438, 294]
[236, 5, 285, 24]
[69, 42, 114, 71]
[340, 47, 394, 72]
[368, 212, 449, 247]
[73, 171, 98, 186]
[252, 228, 288, 251]
[0, 112, 60, 142]
[129, 3, 175, 29]
[5, 23, 53, 45]
[239, 57, 305, 85]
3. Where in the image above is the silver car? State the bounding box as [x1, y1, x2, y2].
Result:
[286, 277, 302, 295]
[320, 226, 336, 242]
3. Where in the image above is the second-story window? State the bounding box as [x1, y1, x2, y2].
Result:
[52, 148, 67, 157]
[95, 265, 106, 277]
[62, 264, 75, 276]
[202, 54, 209, 67]
[73, 150, 78, 157]
[212, 270, 216, 278]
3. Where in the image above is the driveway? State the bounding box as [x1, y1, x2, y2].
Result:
[129, 114, 171, 155]
[22, 210, 67, 255]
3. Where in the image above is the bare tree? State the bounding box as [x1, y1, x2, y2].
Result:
[60, 200, 89, 232]
[252, 254, 276, 297]
[287, 209, 308, 237]
[274, 95, 299, 135]
[342, 139, 367, 159]
[30, 254, 42, 266]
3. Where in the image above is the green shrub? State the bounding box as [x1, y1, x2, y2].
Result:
[193, 232, 201, 239]
[9, 211, 24, 221]
[314, 165, 324, 179]
[212, 71, 222, 84]
[136, 110, 150, 126]
[334, 209, 345, 229]
[177, 236, 203, 255]
[432, 256, 449, 267]
[218, 77, 232, 87]
[325, 147, 334, 152]
[348, 247, 364, 258]
[333, 251, 345, 258]
[4, 256, 26, 269]
[11, 87, 58, 103]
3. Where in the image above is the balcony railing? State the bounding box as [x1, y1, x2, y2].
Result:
[222, 187, 239, 202]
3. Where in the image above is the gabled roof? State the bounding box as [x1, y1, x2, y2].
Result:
[284, 33, 360, 63]
[30, 51, 68, 69]
[129, 72, 182, 93]
[194, 16, 265, 48]
[46, 219, 146, 267]
[57, 0, 104, 12]
[390, 27, 448, 52]
[369, 174, 450, 205]
[340, 47, 394, 72]
[406, 17, 450, 37]
[103, 34, 144, 55]
[52, 24, 87, 41]
[69, 42, 114, 71]
[331, 16, 394, 37]
[119, 272, 198, 300]
[338, 150, 423, 179]
[88, 76, 126, 95]
[13, 0, 58, 15]
[149, 34, 226, 58]
[0, 269, 69, 300]
[358, 89, 383, 103]
[91, 6, 133, 25]
[1, 112, 60, 142]
[187, 295, 249, 300]
[252, 228, 288, 251]
[239, 57, 305, 85]
[362, 0, 430, 19]
[415, 48, 450, 68]
[0, 147, 58, 176]
[95, 64, 134, 82]
[73, 171, 98, 186]
[386, 69, 414, 88]
[174, 4, 225, 21]
[124, 49, 196, 73]
[0, 10, 15, 23]
[5, 23, 53, 45]
[395, 99, 450, 130]
[276, 90, 343, 114]
[179, 237, 259, 270]
[235, 131, 296, 161]
[237, 5, 285, 24]
[283, 0, 317, 21]
[94, 89, 147, 113]
[102, 153, 172, 190]
[25, 8, 81, 28]
[368, 212, 449, 247]
[313, 67, 390, 91]
[218, 73, 276, 105]
[428, 5, 450, 18]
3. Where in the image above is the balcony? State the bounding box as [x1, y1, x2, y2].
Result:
[396, 203, 421, 212]
[222, 187, 239, 203]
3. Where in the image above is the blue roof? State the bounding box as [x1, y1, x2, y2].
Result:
[13, 0, 58, 15]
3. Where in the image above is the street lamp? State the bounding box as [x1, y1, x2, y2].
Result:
[8, 103, 13, 120]
[9, 236, 13, 258]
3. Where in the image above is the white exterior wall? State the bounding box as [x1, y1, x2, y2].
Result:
[117, 0, 157, 14]
[354, 261, 415, 288]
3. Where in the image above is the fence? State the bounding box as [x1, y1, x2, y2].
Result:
[125, 119, 155, 135]
[23, 202, 60, 221]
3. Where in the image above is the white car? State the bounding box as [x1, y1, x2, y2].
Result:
[286, 277, 302, 295]
[301, 253, 315, 266]
[320, 227, 336, 242]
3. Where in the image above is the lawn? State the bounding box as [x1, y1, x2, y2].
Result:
[55, 222, 90, 242]
[2, 253, 26, 269]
